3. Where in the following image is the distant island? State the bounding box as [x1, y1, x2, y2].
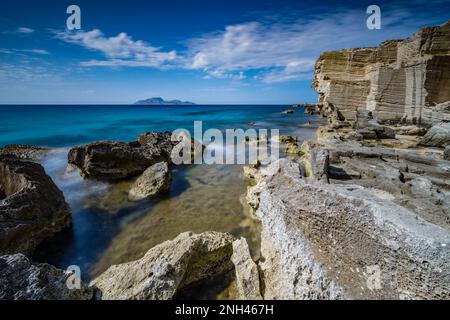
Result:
[134, 97, 196, 106]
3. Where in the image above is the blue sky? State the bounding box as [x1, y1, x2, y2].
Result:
[0, 0, 449, 104]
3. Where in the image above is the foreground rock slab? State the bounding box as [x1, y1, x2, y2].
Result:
[91, 231, 235, 300]
[250, 159, 450, 299]
[0, 254, 93, 300]
[0, 157, 72, 255]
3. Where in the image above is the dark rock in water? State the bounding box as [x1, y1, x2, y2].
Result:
[0, 145, 48, 161]
[68, 141, 154, 181]
[68, 132, 176, 181]
[0, 254, 93, 300]
[128, 161, 171, 201]
[0, 157, 72, 255]
[421, 122, 450, 147]
[281, 109, 294, 114]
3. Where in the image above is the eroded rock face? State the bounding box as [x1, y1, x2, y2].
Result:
[0, 254, 93, 300]
[421, 122, 450, 147]
[128, 162, 171, 201]
[313, 21, 450, 126]
[91, 231, 235, 300]
[251, 159, 450, 300]
[0, 157, 72, 255]
[231, 238, 262, 300]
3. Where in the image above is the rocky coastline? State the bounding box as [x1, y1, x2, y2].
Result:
[1, 21, 449, 300]
[241, 21, 450, 299]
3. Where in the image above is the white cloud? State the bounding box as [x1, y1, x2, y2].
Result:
[19, 49, 49, 55]
[17, 27, 34, 34]
[56, 29, 176, 68]
[0, 48, 49, 55]
[183, 7, 449, 83]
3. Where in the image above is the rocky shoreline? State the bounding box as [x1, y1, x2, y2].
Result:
[241, 21, 450, 299]
[1, 21, 449, 300]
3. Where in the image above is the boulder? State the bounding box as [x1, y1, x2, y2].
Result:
[231, 238, 262, 300]
[128, 162, 171, 201]
[91, 231, 235, 300]
[68, 132, 176, 181]
[0, 157, 72, 255]
[0, 254, 93, 300]
[421, 122, 450, 147]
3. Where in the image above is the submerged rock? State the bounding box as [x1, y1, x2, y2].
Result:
[421, 122, 450, 147]
[231, 238, 262, 300]
[0, 157, 72, 255]
[128, 161, 171, 201]
[281, 109, 294, 114]
[91, 231, 235, 300]
[0, 254, 93, 300]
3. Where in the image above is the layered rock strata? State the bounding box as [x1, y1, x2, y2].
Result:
[313, 21, 450, 126]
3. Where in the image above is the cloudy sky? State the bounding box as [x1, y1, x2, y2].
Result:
[0, 0, 449, 104]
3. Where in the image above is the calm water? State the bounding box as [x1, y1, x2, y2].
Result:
[0, 105, 322, 283]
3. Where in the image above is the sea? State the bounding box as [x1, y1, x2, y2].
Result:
[0, 105, 322, 295]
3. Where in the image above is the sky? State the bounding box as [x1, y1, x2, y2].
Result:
[0, 0, 449, 104]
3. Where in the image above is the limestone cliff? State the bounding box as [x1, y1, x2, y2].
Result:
[313, 20, 450, 126]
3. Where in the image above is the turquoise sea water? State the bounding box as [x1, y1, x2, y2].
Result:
[0, 105, 317, 147]
[0, 105, 322, 290]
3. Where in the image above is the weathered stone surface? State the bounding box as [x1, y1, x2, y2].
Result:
[0, 145, 48, 161]
[0, 157, 72, 255]
[91, 231, 235, 300]
[68, 141, 157, 181]
[444, 145, 450, 160]
[0, 254, 93, 300]
[251, 159, 450, 299]
[313, 21, 450, 126]
[231, 238, 262, 300]
[421, 122, 450, 147]
[128, 162, 171, 201]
